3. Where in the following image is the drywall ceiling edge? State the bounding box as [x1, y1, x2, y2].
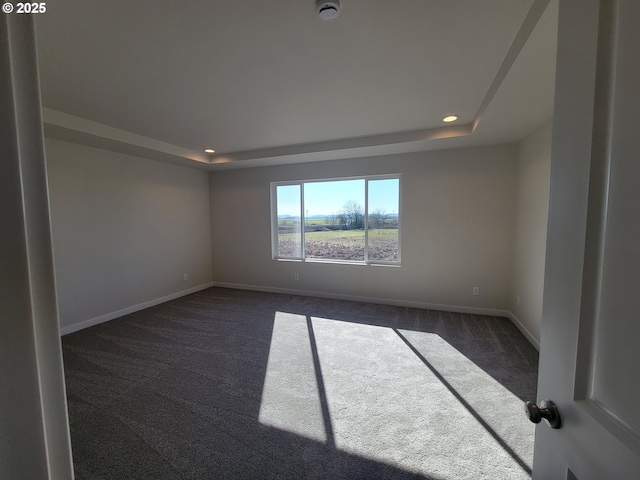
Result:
[41, 0, 550, 171]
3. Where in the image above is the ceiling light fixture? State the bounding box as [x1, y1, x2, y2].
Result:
[204, 149, 215, 154]
[317, 0, 341, 20]
[443, 115, 459, 123]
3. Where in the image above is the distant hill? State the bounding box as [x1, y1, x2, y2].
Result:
[278, 213, 398, 220]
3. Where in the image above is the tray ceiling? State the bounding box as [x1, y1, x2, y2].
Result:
[35, 0, 557, 169]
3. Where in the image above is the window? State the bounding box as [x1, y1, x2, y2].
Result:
[271, 175, 400, 264]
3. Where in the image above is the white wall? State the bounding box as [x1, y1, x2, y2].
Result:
[210, 145, 517, 313]
[46, 139, 213, 332]
[509, 119, 552, 347]
[44, 134, 551, 342]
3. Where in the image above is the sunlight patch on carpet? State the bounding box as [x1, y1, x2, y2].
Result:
[259, 312, 534, 479]
[258, 311, 327, 442]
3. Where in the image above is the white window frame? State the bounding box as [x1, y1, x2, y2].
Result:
[270, 174, 401, 265]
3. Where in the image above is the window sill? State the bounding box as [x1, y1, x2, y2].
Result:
[274, 258, 400, 267]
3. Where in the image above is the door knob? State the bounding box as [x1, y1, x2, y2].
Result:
[524, 399, 562, 429]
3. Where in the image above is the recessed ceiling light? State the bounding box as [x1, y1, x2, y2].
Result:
[204, 149, 215, 154]
[443, 115, 459, 123]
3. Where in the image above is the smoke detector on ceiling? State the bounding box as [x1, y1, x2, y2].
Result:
[317, 0, 341, 20]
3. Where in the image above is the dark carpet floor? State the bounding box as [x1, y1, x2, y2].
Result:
[62, 287, 538, 479]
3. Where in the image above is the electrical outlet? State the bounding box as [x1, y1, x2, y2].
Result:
[294, 273, 299, 281]
[472, 286, 480, 296]
[183, 273, 188, 281]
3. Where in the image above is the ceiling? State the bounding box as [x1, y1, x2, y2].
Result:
[35, 0, 558, 170]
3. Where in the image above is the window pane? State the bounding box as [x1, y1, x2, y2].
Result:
[303, 179, 365, 261]
[276, 185, 301, 257]
[367, 178, 399, 262]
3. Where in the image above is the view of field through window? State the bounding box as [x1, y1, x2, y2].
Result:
[275, 177, 399, 263]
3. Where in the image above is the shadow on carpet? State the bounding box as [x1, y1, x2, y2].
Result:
[62, 287, 538, 479]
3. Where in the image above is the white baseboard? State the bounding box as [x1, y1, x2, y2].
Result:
[215, 282, 541, 350]
[59, 282, 214, 336]
[507, 311, 540, 351]
[211, 281, 512, 318]
[60, 281, 541, 352]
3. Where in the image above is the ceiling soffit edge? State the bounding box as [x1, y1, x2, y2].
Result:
[41, 0, 550, 170]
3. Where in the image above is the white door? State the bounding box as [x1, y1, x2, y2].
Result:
[533, 0, 640, 478]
